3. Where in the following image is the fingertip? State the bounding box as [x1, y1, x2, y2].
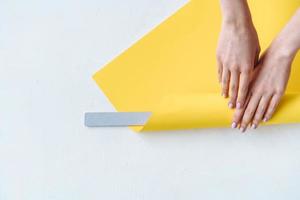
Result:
[228, 102, 234, 109]
[232, 109, 244, 128]
[239, 126, 246, 133]
[222, 92, 228, 98]
[231, 122, 237, 129]
[263, 117, 268, 122]
[263, 95, 282, 123]
[251, 123, 257, 129]
[237, 95, 248, 109]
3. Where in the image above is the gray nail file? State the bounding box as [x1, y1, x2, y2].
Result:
[85, 112, 152, 127]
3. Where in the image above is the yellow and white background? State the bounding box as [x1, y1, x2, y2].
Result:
[1, 0, 300, 199]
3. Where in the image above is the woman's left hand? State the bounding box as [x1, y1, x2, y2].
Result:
[231, 8, 300, 132]
[232, 43, 294, 132]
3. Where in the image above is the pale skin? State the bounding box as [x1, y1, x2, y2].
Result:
[217, 0, 300, 132]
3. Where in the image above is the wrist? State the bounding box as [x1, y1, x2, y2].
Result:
[222, 16, 254, 31]
[271, 34, 300, 60]
[271, 8, 300, 58]
[268, 39, 297, 64]
[221, 0, 252, 26]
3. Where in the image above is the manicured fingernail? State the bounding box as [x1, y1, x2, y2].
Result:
[236, 102, 241, 109]
[251, 124, 257, 129]
[263, 117, 268, 122]
[228, 102, 234, 109]
[231, 122, 237, 129]
[240, 127, 246, 133]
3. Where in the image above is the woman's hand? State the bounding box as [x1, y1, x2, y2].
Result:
[232, 46, 293, 132]
[217, 0, 260, 109]
[232, 8, 300, 132]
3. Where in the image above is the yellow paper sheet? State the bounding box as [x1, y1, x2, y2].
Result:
[94, 0, 300, 131]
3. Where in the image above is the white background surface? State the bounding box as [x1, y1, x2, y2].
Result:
[1, 0, 300, 199]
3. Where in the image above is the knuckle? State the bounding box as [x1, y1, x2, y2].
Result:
[252, 119, 259, 125]
[241, 82, 250, 91]
[230, 84, 237, 91]
[238, 94, 247, 102]
[241, 121, 249, 128]
[246, 109, 255, 118]
[269, 106, 276, 113]
[230, 94, 237, 100]
[233, 116, 240, 123]
[266, 108, 275, 117]
[233, 116, 239, 122]
[243, 82, 250, 89]
[234, 111, 242, 121]
[242, 114, 250, 123]
[256, 106, 265, 115]
[241, 67, 252, 74]
[255, 111, 263, 120]
[244, 116, 252, 124]
[223, 60, 233, 68]
[216, 53, 222, 61]
[256, 110, 264, 117]
[222, 79, 228, 86]
[276, 88, 285, 96]
[239, 90, 247, 97]
[265, 114, 272, 120]
[254, 113, 261, 120]
[229, 65, 238, 71]
[244, 61, 253, 68]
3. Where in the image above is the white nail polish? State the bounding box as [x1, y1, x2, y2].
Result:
[231, 122, 237, 129]
[240, 127, 246, 133]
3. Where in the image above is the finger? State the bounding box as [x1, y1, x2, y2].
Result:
[217, 60, 223, 83]
[236, 73, 250, 109]
[263, 94, 282, 122]
[240, 94, 261, 132]
[251, 95, 272, 129]
[231, 93, 251, 129]
[222, 69, 230, 98]
[228, 71, 239, 109]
